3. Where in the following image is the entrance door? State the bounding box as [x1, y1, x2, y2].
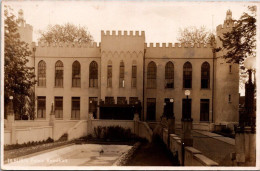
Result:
[147, 98, 156, 121]
[164, 98, 174, 118]
[182, 99, 191, 119]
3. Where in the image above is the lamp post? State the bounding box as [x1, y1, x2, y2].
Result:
[181, 90, 193, 146]
[234, 57, 256, 166]
[243, 57, 256, 130]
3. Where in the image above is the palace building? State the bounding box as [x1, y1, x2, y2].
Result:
[18, 10, 239, 131]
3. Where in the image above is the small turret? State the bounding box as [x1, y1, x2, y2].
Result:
[224, 9, 233, 25]
[17, 9, 25, 27]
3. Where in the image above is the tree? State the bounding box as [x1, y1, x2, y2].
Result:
[38, 23, 93, 44]
[219, 6, 256, 65]
[177, 26, 215, 45]
[4, 6, 36, 119]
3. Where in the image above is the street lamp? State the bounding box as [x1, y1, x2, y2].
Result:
[244, 57, 256, 129]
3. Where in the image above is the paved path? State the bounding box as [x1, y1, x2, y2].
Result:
[126, 140, 178, 166]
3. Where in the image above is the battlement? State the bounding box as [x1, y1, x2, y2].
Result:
[101, 30, 145, 37]
[145, 42, 212, 48]
[18, 23, 33, 30]
[37, 41, 101, 48]
[216, 21, 236, 31]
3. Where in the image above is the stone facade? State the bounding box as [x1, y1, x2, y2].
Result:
[18, 10, 239, 130]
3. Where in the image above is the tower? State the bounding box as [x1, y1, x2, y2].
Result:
[17, 9, 34, 68]
[214, 10, 239, 127]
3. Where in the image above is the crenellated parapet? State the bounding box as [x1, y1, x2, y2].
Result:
[37, 41, 101, 48]
[101, 30, 145, 37]
[216, 22, 236, 32]
[35, 41, 101, 58]
[145, 42, 212, 49]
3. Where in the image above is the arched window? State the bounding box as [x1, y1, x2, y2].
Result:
[147, 61, 157, 88]
[201, 62, 210, 89]
[89, 61, 98, 87]
[72, 61, 81, 87]
[183, 62, 192, 88]
[55, 60, 63, 87]
[165, 61, 174, 88]
[38, 60, 46, 86]
[132, 61, 137, 88]
[119, 61, 125, 88]
[107, 60, 112, 87]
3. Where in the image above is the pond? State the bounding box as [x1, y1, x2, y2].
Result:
[6, 144, 132, 166]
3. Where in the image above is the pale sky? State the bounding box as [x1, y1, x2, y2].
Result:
[2, 0, 254, 44]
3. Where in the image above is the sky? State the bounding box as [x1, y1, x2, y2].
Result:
[2, 0, 254, 44]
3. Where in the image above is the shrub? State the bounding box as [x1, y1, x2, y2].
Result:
[94, 126, 103, 139]
[46, 137, 54, 143]
[93, 125, 134, 141]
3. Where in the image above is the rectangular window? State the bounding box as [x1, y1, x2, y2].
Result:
[89, 97, 98, 118]
[200, 99, 209, 121]
[129, 97, 138, 105]
[107, 65, 112, 87]
[147, 98, 156, 121]
[132, 66, 137, 88]
[105, 96, 114, 104]
[55, 97, 63, 118]
[37, 96, 46, 118]
[71, 97, 80, 119]
[117, 97, 126, 104]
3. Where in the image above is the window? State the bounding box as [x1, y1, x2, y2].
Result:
[200, 99, 209, 121]
[55, 61, 63, 87]
[147, 98, 156, 121]
[229, 65, 232, 73]
[54, 97, 63, 118]
[129, 97, 138, 105]
[165, 62, 174, 88]
[72, 61, 80, 87]
[132, 65, 137, 88]
[147, 61, 157, 88]
[107, 61, 112, 87]
[229, 94, 231, 103]
[89, 61, 98, 87]
[117, 97, 126, 104]
[38, 60, 46, 87]
[105, 96, 114, 104]
[201, 62, 210, 89]
[71, 97, 80, 119]
[119, 61, 125, 88]
[37, 96, 46, 118]
[183, 62, 192, 88]
[89, 97, 98, 118]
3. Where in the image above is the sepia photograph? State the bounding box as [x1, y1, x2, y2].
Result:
[1, 0, 259, 170]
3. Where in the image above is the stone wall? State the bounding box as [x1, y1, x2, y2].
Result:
[162, 128, 219, 166]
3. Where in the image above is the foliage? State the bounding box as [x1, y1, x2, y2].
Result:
[4, 6, 36, 119]
[58, 133, 68, 141]
[93, 126, 134, 141]
[38, 23, 93, 44]
[219, 6, 256, 65]
[177, 26, 215, 45]
[4, 137, 54, 151]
